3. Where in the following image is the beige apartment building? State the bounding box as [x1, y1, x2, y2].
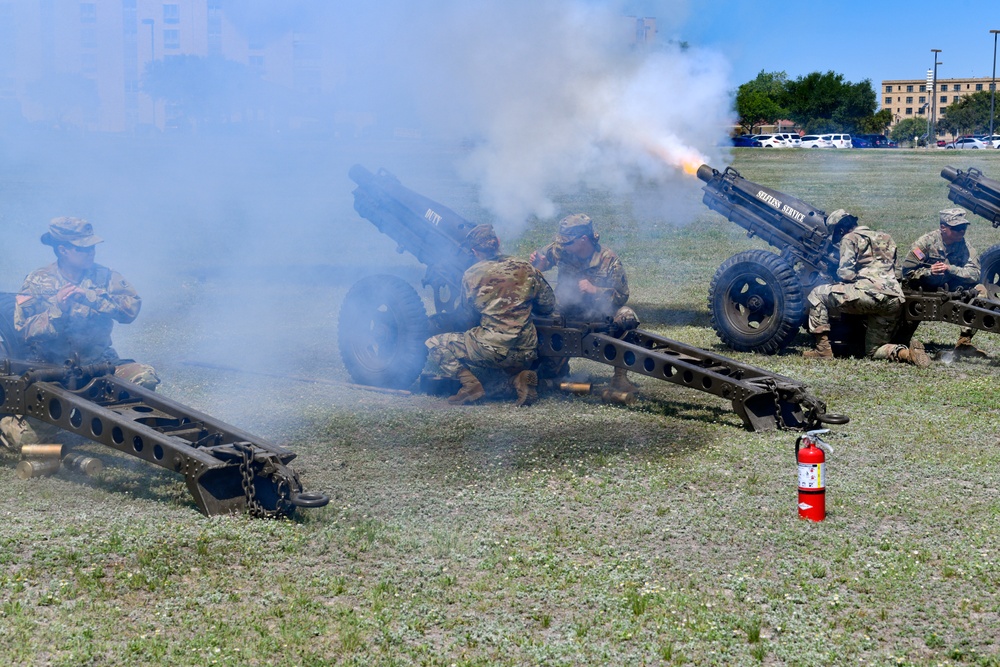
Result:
[881, 76, 996, 136]
[0, 4, 660, 136]
[0, 0, 332, 132]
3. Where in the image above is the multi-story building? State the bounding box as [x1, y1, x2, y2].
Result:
[881, 75, 997, 137]
[0, 4, 662, 136]
[0, 0, 333, 132]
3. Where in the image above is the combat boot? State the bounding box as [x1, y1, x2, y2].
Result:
[897, 340, 931, 368]
[609, 367, 639, 393]
[512, 370, 538, 407]
[954, 336, 989, 358]
[447, 368, 485, 405]
[1, 416, 31, 452]
[802, 333, 833, 359]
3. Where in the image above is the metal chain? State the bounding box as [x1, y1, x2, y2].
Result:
[236, 442, 293, 519]
[236, 442, 264, 518]
[759, 377, 788, 430]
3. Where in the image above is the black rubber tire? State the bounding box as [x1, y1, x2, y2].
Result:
[980, 242, 1000, 287]
[0, 292, 24, 360]
[708, 250, 806, 354]
[337, 275, 429, 389]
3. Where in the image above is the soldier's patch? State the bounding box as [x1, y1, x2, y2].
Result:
[912, 247, 925, 261]
[15, 295, 30, 304]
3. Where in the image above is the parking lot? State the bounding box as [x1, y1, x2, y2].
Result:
[733, 131, 1000, 150]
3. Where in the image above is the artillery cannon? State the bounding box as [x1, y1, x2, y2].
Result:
[0, 294, 329, 518]
[339, 165, 848, 432]
[941, 165, 1000, 287]
[698, 164, 1000, 354]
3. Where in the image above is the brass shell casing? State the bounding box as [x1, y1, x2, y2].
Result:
[20, 443, 64, 460]
[15, 458, 62, 479]
[63, 453, 104, 476]
[599, 389, 637, 405]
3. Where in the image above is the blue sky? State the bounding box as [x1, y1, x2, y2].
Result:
[629, 0, 1000, 90]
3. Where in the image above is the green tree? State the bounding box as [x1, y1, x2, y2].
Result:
[890, 117, 930, 146]
[938, 91, 999, 137]
[734, 70, 787, 135]
[142, 55, 268, 130]
[781, 71, 877, 133]
[857, 108, 893, 135]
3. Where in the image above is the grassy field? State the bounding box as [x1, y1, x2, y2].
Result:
[2, 145, 1000, 666]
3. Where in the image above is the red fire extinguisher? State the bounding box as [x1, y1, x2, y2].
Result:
[797, 429, 832, 522]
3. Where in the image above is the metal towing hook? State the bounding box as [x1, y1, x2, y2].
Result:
[793, 388, 850, 430]
[738, 378, 849, 432]
[0, 354, 333, 519]
[233, 442, 331, 518]
[816, 412, 850, 426]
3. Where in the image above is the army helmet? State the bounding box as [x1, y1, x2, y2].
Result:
[825, 209, 858, 232]
[41, 217, 103, 248]
[464, 223, 500, 256]
[556, 214, 598, 244]
[939, 207, 969, 227]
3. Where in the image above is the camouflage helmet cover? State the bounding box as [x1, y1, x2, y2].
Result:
[464, 224, 500, 253]
[41, 217, 103, 248]
[939, 207, 969, 227]
[555, 214, 596, 244]
[826, 209, 859, 231]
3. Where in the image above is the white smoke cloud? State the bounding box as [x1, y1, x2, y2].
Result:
[0, 0, 735, 422]
[385, 0, 733, 225]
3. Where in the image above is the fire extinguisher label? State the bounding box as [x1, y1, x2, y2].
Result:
[798, 462, 824, 489]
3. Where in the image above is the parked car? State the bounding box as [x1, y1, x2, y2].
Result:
[851, 135, 873, 148]
[945, 137, 987, 149]
[776, 132, 801, 147]
[800, 134, 834, 148]
[979, 135, 1000, 148]
[825, 133, 853, 149]
[751, 134, 788, 148]
[860, 134, 897, 148]
[731, 135, 762, 147]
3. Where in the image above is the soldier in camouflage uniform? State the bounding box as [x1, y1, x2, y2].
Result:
[529, 214, 639, 391]
[0, 218, 160, 451]
[426, 224, 555, 407]
[803, 209, 930, 367]
[900, 207, 988, 357]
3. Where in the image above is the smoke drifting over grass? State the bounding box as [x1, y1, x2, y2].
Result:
[0, 1, 734, 420]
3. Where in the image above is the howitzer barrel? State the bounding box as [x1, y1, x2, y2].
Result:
[696, 164, 716, 183]
[349, 164, 478, 248]
[349, 164, 478, 312]
[697, 164, 835, 276]
[941, 166, 1000, 227]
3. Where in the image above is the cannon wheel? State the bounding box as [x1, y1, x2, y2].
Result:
[708, 250, 806, 354]
[0, 293, 24, 359]
[981, 242, 1000, 287]
[337, 275, 429, 389]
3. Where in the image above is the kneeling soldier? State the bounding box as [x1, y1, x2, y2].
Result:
[530, 214, 638, 391]
[804, 209, 930, 367]
[426, 224, 555, 407]
[901, 207, 989, 357]
[0, 218, 160, 451]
